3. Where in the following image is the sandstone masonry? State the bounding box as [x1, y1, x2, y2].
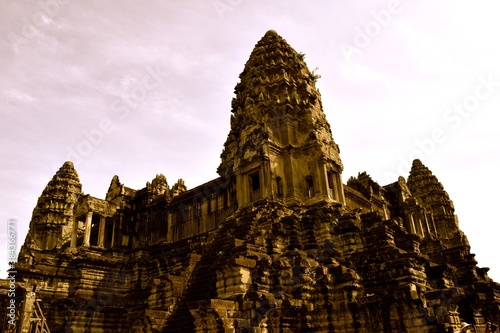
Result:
[1, 30, 498, 333]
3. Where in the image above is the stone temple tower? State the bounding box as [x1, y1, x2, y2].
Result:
[407, 159, 467, 247]
[18, 161, 82, 264]
[218, 30, 344, 207]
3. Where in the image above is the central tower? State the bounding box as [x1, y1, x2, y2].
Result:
[218, 30, 344, 206]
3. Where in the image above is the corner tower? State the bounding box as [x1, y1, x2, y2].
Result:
[407, 159, 466, 247]
[18, 161, 82, 263]
[218, 30, 344, 206]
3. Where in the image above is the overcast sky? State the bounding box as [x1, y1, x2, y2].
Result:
[1, 1, 499, 281]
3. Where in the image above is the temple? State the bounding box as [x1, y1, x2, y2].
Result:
[1, 30, 498, 333]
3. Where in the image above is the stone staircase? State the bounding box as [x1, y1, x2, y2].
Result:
[161, 206, 264, 332]
[162, 227, 235, 331]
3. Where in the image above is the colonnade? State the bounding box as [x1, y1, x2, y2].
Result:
[70, 211, 116, 249]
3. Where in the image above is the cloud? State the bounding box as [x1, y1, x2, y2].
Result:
[1, 89, 35, 104]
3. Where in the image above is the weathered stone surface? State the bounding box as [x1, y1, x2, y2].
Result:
[1, 30, 498, 333]
[218, 29, 344, 207]
[18, 161, 82, 258]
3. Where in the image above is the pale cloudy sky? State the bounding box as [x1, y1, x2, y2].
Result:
[1, 1, 499, 281]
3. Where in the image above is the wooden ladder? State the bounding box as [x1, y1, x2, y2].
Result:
[29, 299, 51, 333]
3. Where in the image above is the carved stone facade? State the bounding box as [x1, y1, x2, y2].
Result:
[1, 30, 498, 333]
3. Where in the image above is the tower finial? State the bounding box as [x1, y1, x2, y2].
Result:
[264, 29, 278, 37]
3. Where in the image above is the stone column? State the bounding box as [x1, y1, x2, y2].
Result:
[336, 171, 346, 204]
[98, 215, 106, 248]
[236, 172, 246, 206]
[322, 164, 330, 200]
[423, 213, 432, 236]
[408, 213, 417, 235]
[83, 211, 93, 247]
[110, 219, 117, 248]
[383, 204, 389, 220]
[263, 161, 271, 199]
[70, 217, 78, 248]
[429, 214, 438, 238]
[167, 211, 172, 243]
[413, 213, 424, 237]
[283, 153, 295, 203]
[18, 290, 37, 333]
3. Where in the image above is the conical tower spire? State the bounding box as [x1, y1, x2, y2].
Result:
[18, 161, 82, 262]
[407, 159, 463, 245]
[218, 30, 344, 206]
